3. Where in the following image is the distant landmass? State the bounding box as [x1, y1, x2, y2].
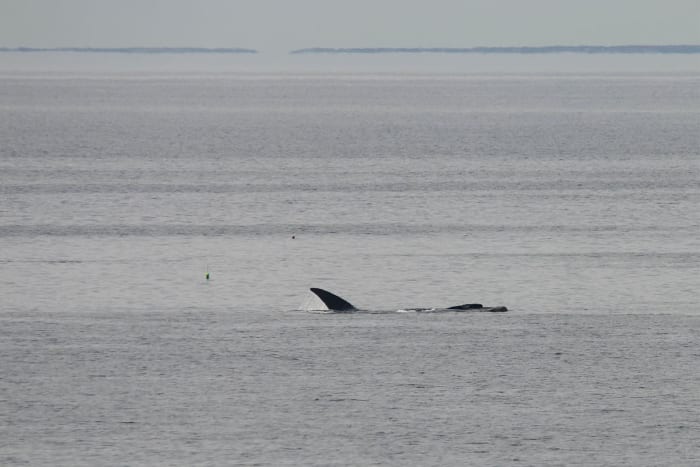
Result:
[0, 47, 257, 54]
[291, 45, 700, 54]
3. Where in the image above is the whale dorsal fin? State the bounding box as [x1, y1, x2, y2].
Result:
[310, 288, 356, 311]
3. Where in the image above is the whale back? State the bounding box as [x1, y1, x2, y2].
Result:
[447, 303, 483, 310]
[310, 288, 356, 311]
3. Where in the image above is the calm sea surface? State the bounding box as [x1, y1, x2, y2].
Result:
[1, 64, 699, 465]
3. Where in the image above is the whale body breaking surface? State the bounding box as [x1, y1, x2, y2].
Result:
[309, 288, 508, 313]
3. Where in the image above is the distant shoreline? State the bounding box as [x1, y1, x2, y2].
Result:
[0, 47, 258, 54]
[290, 45, 700, 54]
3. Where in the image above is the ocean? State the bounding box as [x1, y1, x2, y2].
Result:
[1, 55, 699, 465]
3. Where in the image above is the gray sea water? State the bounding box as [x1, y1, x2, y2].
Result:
[1, 60, 700, 465]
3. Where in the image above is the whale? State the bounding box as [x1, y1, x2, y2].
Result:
[309, 287, 507, 313]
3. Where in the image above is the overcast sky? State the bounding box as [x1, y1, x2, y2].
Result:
[2, 0, 699, 53]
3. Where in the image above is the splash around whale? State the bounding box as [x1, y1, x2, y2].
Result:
[309, 288, 508, 313]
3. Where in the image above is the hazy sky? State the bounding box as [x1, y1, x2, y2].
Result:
[2, 0, 699, 53]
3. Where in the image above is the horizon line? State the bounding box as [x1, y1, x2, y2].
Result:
[290, 45, 700, 54]
[0, 47, 258, 54]
[2, 45, 700, 55]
